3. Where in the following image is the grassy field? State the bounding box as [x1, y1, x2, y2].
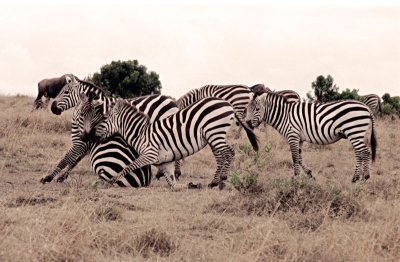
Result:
[0, 95, 399, 261]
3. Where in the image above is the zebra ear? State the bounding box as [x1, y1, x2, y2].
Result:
[251, 84, 268, 97]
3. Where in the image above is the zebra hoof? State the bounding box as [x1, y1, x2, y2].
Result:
[188, 182, 202, 189]
[351, 175, 360, 183]
[40, 176, 53, 184]
[155, 172, 164, 180]
[362, 174, 370, 182]
[208, 182, 219, 188]
[56, 176, 66, 183]
[218, 182, 225, 190]
[174, 170, 181, 180]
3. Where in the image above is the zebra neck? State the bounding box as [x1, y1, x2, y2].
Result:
[120, 113, 151, 153]
[264, 101, 290, 134]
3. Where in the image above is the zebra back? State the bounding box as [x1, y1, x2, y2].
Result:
[176, 85, 251, 114]
[359, 94, 381, 115]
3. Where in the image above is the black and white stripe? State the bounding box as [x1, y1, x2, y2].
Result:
[359, 94, 381, 115]
[41, 75, 178, 187]
[245, 92, 377, 182]
[84, 97, 258, 189]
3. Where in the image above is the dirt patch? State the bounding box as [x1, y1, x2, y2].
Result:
[7, 195, 57, 207]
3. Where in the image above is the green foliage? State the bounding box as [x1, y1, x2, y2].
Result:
[381, 93, 400, 115]
[232, 141, 271, 193]
[230, 170, 259, 194]
[238, 142, 252, 156]
[310, 75, 339, 103]
[335, 88, 360, 100]
[91, 60, 162, 98]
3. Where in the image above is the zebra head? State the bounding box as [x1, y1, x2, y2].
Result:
[92, 100, 123, 142]
[51, 74, 80, 115]
[76, 92, 103, 142]
[245, 93, 266, 128]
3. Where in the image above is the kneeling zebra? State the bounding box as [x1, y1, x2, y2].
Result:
[79, 94, 259, 189]
[245, 92, 377, 182]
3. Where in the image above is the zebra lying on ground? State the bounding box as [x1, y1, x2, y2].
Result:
[40, 75, 178, 187]
[359, 94, 381, 116]
[245, 92, 377, 182]
[80, 95, 259, 189]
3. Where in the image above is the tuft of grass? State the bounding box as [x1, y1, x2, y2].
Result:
[211, 177, 364, 231]
[92, 205, 122, 222]
[135, 228, 177, 258]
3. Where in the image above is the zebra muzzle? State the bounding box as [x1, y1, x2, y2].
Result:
[50, 101, 62, 115]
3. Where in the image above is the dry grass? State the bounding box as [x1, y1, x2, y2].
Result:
[0, 95, 399, 261]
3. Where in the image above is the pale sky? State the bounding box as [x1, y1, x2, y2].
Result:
[0, 1, 399, 99]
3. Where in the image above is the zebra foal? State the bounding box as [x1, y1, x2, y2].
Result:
[81, 96, 259, 189]
[245, 92, 377, 182]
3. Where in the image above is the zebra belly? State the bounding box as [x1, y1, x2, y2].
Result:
[299, 127, 343, 145]
[156, 138, 208, 163]
[88, 134, 152, 187]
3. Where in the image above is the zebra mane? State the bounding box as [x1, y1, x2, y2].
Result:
[73, 76, 110, 97]
[176, 88, 198, 108]
[266, 91, 289, 103]
[118, 100, 150, 121]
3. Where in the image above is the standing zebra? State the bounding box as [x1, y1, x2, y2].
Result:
[81, 96, 259, 189]
[245, 92, 377, 182]
[359, 94, 381, 116]
[40, 75, 179, 187]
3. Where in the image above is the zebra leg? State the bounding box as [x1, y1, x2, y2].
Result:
[107, 153, 157, 185]
[40, 143, 88, 184]
[220, 145, 235, 181]
[155, 160, 181, 181]
[288, 138, 301, 177]
[174, 160, 182, 180]
[208, 149, 224, 188]
[349, 140, 367, 183]
[159, 162, 197, 190]
[298, 141, 313, 178]
[361, 148, 371, 181]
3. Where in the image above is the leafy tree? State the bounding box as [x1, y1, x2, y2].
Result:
[336, 88, 360, 100]
[310, 75, 339, 103]
[91, 60, 162, 98]
[381, 93, 400, 115]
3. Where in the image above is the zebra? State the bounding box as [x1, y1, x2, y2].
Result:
[40, 75, 179, 186]
[171, 84, 256, 179]
[245, 92, 377, 182]
[359, 94, 381, 116]
[80, 96, 259, 189]
[250, 83, 301, 102]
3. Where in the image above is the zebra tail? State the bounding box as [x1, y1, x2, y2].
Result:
[235, 113, 259, 152]
[370, 114, 377, 163]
